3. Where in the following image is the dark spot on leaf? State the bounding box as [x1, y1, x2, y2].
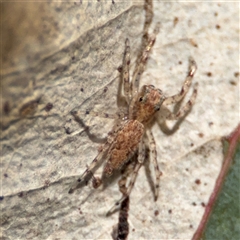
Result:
[195, 179, 201, 185]
[206, 72, 212, 77]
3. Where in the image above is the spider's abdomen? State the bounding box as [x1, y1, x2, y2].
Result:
[104, 120, 144, 176]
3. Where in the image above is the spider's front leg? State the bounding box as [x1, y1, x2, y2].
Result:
[164, 57, 198, 105]
[163, 57, 198, 120]
[165, 82, 198, 120]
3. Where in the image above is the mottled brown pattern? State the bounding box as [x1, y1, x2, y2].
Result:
[104, 120, 144, 176]
[131, 85, 165, 124]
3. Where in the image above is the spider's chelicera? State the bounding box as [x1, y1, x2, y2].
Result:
[69, 27, 198, 215]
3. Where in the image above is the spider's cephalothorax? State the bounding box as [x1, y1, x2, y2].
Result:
[69, 26, 198, 214]
[130, 85, 165, 125]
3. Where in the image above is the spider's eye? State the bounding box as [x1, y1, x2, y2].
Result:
[139, 97, 143, 102]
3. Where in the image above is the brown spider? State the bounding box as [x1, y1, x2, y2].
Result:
[69, 26, 198, 214]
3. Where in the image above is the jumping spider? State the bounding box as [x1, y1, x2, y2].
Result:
[69, 27, 198, 214]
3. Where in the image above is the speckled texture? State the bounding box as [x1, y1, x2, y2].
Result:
[1, 1, 239, 239]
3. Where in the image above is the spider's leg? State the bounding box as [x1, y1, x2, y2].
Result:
[114, 159, 136, 239]
[69, 123, 123, 193]
[164, 57, 197, 105]
[146, 129, 162, 201]
[71, 110, 126, 120]
[115, 196, 130, 240]
[137, 138, 146, 163]
[106, 139, 145, 216]
[118, 155, 137, 196]
[122, 38, 131, 103]
[68, 141, 111, 193]
[106, 162, 142, 216]
[165, 82, 198, 120]
[131, 25, 159, 96]
[112, 158, 135, 239]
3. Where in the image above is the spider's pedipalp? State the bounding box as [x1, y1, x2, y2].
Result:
[164, 57, 197, 105]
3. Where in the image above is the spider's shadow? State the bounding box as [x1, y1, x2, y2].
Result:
[143, 100, 195, 201]
[157, 99, 193, 136]
[70, 111, 107, 144]
[143, 146, 155, 200]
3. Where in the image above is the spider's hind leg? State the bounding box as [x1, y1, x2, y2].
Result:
[69, 122, 123, 193]
[68, 141, 111, 193]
